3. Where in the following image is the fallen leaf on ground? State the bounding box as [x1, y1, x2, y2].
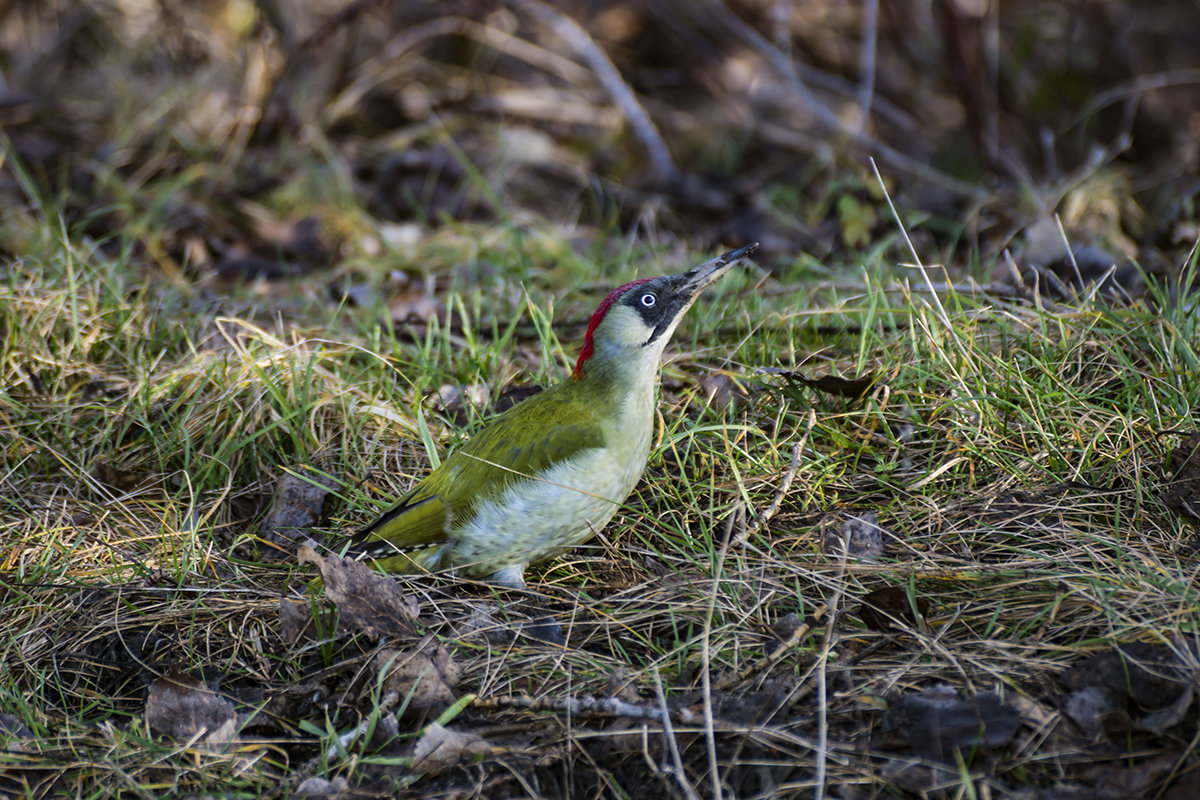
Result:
[998, 218, 1145, 302]
[698, 372, 747, 411]
[857, 586, 931, 632]
[388, 272, 440, 324]
[278, 599, 316, 645]
[294, 775, 351, 800]
[377, 637, 462, 716]
[93, 462, 154, 493]
[886, 685, 1021, 762]
[782, 370, 875, 399]
[144, 671, 237, 746]
[298, 546, 419, 637]
[1080, 753, 1177, 799]
[0, 714, 33, 752]
[1060, 639, 1198, 735]
[824, 512, 889, 561]
[881, 760, 963, 797]
[410, 722, 492, 773]
[605, 667, 642, 704]
[1063, 685, 1116, 739]
[260, 467, 339, 550]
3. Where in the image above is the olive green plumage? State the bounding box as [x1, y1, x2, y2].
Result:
[354, 244, 757, 587]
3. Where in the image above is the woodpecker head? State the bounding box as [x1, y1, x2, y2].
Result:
[572, 244, 758, 380]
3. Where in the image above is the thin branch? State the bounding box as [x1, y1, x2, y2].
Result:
[855, 0, 878, 133]
[714, 603, 829, 691]
[519, 1, 680, 183]
[736, 410, 814, 545]
[652, 666, 702, 800]
[704, 0, 984, 198]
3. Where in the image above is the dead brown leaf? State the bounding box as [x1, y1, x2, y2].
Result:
[1063, 686, 1116, 739]
[1000, 219, 1146, 302]
[698, 372, 747, 411]
[456, 602, 515, 645]
[784, 370, 875, 399]
[886, 685, 1021, 762]
[278, 599, 315, 646]
[93, 462, 155, 493]
[858, 586, 931, 633]
[409, 722, 493, 774]
[1060, 640, 1198, 736]
[298, 546, 419, 638]
[388, 272, 439, 324]
[0, 714, 33, 753]
[260, 467, 339, 550]
[1080, 753, 1177, 799]
[144, 671, 237, 746]
[293, 775, 351, 800]
[605, 666, 642, 705]
[824, 512, 888, 561]
[377, 637, 462, 716]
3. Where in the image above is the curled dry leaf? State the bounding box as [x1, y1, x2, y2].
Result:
[1080, 753, 1178, 799]
[999, 219, 1146, 302]
[697, 372, 747, 411]
[0, 714, 33, 753]
[278, 599, 315, 646]
[144, 671, 237, 746]
[886, 685, 1021, 762]
[781, 370, 875, 399]
[824, 511, 888, 561]
[298, 546, 418, 638]
[1060, 640, 1199, 736]
[93, 462, 154, 493]
[456, 602, 515, 645]
[857, 586, 931, 633]
[388, 272, 440, 325]
[410, 722, 492, 774]
[294, 775, 351, 800]
[377, 637, 462, 715]
[605, 666, 642, 705]
[260, 467, 339, 550]
[1064, 685, 1116, 739]
[882, 760, 962, 797]
[519, 615, 566, 645]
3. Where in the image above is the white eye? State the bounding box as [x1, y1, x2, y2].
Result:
[639, 293, 657, 308]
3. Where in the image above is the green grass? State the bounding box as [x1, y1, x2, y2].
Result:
[2, 208, 1199, 797]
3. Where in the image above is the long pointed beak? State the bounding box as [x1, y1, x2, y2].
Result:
[679, 241, 760, 297]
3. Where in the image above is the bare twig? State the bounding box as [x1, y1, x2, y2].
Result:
[714, 603, 829, 691]
[855, 0, 879, 133]
[474, 692, 672, 723]
[652, 666, 702, 800]
[815, 538, 850, 800]
[703, 0, 983, 197]
[519, 1, 680, 183]
[701, 507, 740, 799]
[736, 410, 814, 545]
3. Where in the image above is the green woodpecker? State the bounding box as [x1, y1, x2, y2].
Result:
[354, 244, 758, 588]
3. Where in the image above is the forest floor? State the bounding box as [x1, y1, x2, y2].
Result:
[2, 1, 1200, 798]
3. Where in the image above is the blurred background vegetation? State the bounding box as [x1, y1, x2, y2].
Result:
[2, 0, 1198, 287]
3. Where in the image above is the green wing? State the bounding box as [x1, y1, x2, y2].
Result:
[356, 384, 606, 570]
